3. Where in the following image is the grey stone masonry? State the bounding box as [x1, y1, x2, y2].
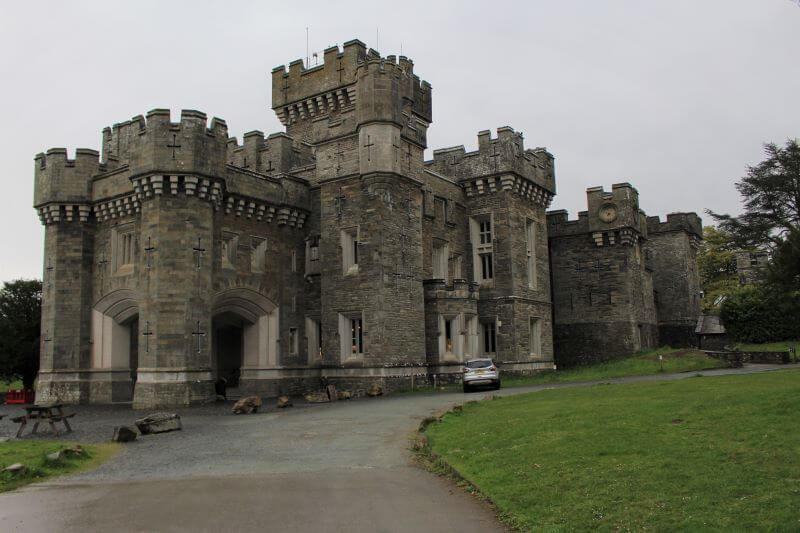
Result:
[33, 38, 701, 406]
[548, 184, 702, 366]
[645, 213, 702, 348]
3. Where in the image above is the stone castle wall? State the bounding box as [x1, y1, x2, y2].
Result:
[33, 40, 701, 406]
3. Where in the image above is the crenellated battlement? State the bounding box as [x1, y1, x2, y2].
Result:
[34, 148, 102, 208]
[102, 109, 228, 168]
[547, 209, 591, 236]
[226, 131, 314, 175]
[272, 39, 367, 109]
[646, 212, 702, 238]
[426, 127, 555, 198]
[271, 40, 432, 140]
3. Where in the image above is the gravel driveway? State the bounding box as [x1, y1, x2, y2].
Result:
[0, 364, 794, 532]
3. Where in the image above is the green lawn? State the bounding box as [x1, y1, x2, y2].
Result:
[425, 369, 800, 531]
[0, 441, 118, 492]
[734, 340, 799, 354]
[503, 347, 727, 387]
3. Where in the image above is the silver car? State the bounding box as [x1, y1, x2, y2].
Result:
[462, 358, 501, 392]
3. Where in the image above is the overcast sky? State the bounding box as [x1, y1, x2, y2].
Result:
[1, 0, 798, 280]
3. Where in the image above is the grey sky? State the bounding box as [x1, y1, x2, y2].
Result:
[1, 0, 798, 280]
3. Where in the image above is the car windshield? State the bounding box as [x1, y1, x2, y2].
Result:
[466, 360, 493, 369]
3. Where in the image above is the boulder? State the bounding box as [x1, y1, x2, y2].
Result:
[276, 396, 293, 408]
[326, 384, 338, 402]
[135, 412, 182, 434]
[303, 391, 330, 403]
[232, 396, 263, 414]
[4, 463, 25, 475]
[63, 445, 85, 457]
[336, 390, 352, 400]
[367, 383, 383, 397]
[46, 451, 63, 461]
[112, 426, 138, 442]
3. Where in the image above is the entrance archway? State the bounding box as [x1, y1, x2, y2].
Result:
[212, 311, 245, 387]
[211, 289, 279, 385]
[91, 289, 139, 402]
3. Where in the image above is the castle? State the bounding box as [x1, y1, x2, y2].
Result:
[32, 39, 702, 407]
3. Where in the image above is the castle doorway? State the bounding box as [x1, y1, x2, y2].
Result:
[212, 312, 245, 388]
[126, 316, 139, 384]
[91, 289, 139, 402]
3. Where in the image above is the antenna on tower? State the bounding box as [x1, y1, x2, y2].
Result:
[376, 27, 379, 52]
[305, 27, 310, 67]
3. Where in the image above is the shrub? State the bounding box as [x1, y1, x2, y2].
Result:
[720, 285, 800, 343]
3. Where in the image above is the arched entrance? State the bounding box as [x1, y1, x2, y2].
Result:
[211, 289, 279, 391]
[91, 289, 139, 402]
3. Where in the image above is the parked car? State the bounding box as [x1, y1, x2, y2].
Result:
[462, 358, 501, 392]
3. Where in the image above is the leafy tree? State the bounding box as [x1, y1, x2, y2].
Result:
[697, 226, 739, 312]
[0, 279, 42, 389]
[708, 139, 800, 249]
[720, 285, 800, 343]
[767, 227, 800, 290]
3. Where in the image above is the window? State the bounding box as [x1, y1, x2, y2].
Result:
[453, 255, 463, 280]
[288, 327, 298, 355]
[434, 198, 446, 220]
[432, 241, 449, 281]
[445, 319, 453, 353]
[439, 314, 465, 361]
[338, 312, 364, 358]
[341, 227, 359, 274]
[526, 219, 536, 288]
[251, 236, 267, 273]
[112, 224, 135, 273]
[305, 235, 320, 275]
[222, 232, 239, 269]
[470, 215, 494, 283]
[482, 321, 497, 354]
[305, 317, 321, 363]
[529, 317, 541, 356]
[464, 315, 479, 357]
[291, 249, 297, 273]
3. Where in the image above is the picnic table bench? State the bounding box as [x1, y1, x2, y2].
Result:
[13, 403, 75, 438]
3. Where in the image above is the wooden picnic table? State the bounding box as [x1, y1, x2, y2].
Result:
[13, 403, 75, 438]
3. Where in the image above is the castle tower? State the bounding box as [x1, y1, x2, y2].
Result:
[271, 41, 433, 382]
[547, 183, 658, 366]
[424, 127, 557, 374]
[645, 213, 703, 347]
[34, 149, 98, 403]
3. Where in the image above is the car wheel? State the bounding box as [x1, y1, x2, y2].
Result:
[462, 384, 470, 393]
[494, 381, 501, 390]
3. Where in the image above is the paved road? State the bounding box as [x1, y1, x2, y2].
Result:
[1, 364, 795, 532]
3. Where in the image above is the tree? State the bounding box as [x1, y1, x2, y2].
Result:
[0, 279, 42, 389]
[708, 139, 800, 250]
[767, 227, 800, 290]
[697, 226, 739, 312]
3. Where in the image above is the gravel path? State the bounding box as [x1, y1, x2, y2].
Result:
[0, 363, 796, 532]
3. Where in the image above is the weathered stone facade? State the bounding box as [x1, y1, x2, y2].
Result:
[33, 39, 701, 406]
[547, 184, 701, 366]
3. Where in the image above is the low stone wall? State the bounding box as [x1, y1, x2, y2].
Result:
[704, 350, 792, 367]
[737, 351, 792, 364]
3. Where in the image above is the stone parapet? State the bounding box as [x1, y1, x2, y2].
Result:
[426, 127, 555, 195]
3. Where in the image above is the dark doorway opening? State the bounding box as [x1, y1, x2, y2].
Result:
[213, 312, 244, 388]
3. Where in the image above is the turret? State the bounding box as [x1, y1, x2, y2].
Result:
[427, 127, 555, 206]
[646, 212, 702, 239]
[585, 183, 647, 245]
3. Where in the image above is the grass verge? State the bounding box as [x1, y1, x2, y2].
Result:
[733, 339, 799, 354]
[503, 347, 727, 387]
[0, 441, 118, 492]
[424, 369, 800, 531]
